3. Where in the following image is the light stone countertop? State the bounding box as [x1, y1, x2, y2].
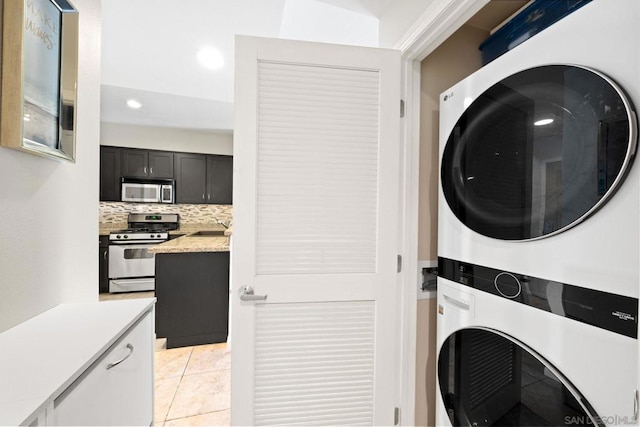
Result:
[99, 223, 232, 253]
[99, 223, 232, 237]
[148, 231, 230, 254]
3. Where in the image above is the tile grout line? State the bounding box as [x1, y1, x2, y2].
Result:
[161, 346, 195, 424]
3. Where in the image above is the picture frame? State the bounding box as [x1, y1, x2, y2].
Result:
[0, 0, 79, 162]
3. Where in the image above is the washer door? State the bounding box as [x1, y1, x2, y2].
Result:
[438, 328, 602, 427]
[441, 65, 637, 240]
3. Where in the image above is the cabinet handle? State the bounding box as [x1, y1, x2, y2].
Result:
[144, 166, 147, 174]
[150, 167, 153, 175]
[103, 251, 108, 261]
[106, 343, 134, 370]
[634, 389, 639, 421]
[202, 193, 205, 200]
[208, 193, 211, 200]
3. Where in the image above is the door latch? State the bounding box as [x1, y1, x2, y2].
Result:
[239, 285, 268, 301]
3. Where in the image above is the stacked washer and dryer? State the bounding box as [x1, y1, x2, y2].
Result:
[436, 1, 639, 426]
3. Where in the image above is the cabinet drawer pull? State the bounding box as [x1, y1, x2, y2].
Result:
[106, 343, 134, 370]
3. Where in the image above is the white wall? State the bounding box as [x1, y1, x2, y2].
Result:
[0, 0, 102, 331]
[100, 122, 233, 155]
[280, 0, 378, 47]
[378, 0, 435, 48]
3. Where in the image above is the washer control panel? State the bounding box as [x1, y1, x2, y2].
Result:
[438, 256, 638, 338]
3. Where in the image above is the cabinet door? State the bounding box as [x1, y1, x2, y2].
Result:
[148, 150, 174, 178]
[121, 148, 149, 178]
[99, 236, 109, 294]
[156, 252, 230, 348]
[175, 153, 207, 204]
[51, 311, 154, 426]
[99, 146, 121, 201]
[206, 155, 233, 204]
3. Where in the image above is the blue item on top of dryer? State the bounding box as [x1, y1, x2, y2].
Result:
[479, 0, 593, 65]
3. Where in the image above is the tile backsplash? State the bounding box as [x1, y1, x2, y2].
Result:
[99, 202, 232, 225]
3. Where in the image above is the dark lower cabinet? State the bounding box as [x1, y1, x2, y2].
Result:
[99, 236, 109, 294]
[155, 251, 230, 348]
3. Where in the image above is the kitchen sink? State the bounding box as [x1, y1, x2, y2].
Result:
[189, 230, 226, 237]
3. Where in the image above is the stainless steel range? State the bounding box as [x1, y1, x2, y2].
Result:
[108, 213, 179, 293]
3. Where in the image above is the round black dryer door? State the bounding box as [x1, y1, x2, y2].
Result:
[441, 65, 637, 240]
[438, 328, 602, 427]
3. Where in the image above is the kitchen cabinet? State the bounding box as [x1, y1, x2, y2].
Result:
[174, 153, 233, 204]
[99, 146, 121, 201]
[155, 251, 230, 348]
[122, 148, 174, 179]
[206, 155, 233, 204]
[99, 235, 109, 294]
[174, 152, 207, 204]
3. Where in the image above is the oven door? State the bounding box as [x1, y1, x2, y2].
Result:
[108, 242, 157, 284]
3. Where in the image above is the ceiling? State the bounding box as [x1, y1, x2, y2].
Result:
[100, 0, 395, 133]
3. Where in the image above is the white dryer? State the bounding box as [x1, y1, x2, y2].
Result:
[438, 0, 639, 298]
[436, 1, 640, 426]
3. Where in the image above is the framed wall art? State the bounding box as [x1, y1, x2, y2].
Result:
[0, 0, 79, 162]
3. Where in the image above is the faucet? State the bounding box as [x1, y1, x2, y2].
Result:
[217, 219, 230, 229]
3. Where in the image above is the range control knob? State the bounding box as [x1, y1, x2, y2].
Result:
[123, 235, 129, 239]
[150, 234, 156, 238]
[494, 272, 521, 299]
[116, 234, 121, 239]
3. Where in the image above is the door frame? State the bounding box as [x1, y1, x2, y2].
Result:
[395, 1, 490, 424]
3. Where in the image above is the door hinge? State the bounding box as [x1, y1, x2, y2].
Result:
[397, 255, 402, 273]
[400, 99, 405, 118]
[394, 407, 400, 425]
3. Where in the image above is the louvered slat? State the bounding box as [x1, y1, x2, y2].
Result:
[254, 302, 375, 426]
[256, 61, 380, 275]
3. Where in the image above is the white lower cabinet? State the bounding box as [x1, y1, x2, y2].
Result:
[50, 311, 154, 426]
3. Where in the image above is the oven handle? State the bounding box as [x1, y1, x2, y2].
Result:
[109, 240, 166, 245]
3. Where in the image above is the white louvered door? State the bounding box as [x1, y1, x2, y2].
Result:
[231, 36, 400, 426]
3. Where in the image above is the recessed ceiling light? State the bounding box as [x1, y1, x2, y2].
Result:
[197, 47, 224, 70]
[534, 118, 554, 126]
[127, 99, 142, 109]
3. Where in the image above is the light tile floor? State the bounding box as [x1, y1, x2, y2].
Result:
[100, 292, 231, 426]
[154, 339, 231, 426]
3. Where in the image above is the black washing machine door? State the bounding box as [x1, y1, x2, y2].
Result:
[441, 65, 637, 241]
[438, 327, 602, 427]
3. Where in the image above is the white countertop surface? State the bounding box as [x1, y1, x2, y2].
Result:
[0, 298, 155, 426]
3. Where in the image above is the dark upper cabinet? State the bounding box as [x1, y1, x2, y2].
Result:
[100, 146, 231, 204]
[175, 153, 207, 204]
[100, 146, 121, 202]
[175, 153, 233, 204]
[206, 155, 233, 205]
[121, 148, 174, 179]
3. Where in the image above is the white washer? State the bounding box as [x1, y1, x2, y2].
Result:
[438, 0, 640, 298]
[436, 1, 639, 426]
[436, 274, 638, 426]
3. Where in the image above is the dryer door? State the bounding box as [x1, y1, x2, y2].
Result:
[441, 65, 637, 241]
[437, 327, 602, 427]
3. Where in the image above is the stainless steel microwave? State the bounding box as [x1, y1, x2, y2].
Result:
[121, 178, 174, 203]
